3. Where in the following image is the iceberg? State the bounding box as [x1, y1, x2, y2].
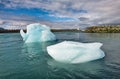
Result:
[47, 41, 105, 64]
[20, 23, 56, 43]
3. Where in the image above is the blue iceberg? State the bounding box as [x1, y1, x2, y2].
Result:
[20, 23, 56, 43]
[47, 41, 105, 64]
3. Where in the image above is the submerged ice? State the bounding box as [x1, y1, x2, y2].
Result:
[20, 23, 56, 43]
[47, 41, 105, 64]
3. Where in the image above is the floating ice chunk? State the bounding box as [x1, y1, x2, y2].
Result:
[20, 23, 56, 43]
[47, 41, 105, 64]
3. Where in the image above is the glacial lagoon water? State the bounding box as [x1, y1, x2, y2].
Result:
[0, 32, 120, 79]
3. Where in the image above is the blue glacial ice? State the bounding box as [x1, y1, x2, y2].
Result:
[47, 41, 105, 64]
[20, 23, 56, 43]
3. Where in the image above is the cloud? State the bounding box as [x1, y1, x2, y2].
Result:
[0, 0, 120, 29]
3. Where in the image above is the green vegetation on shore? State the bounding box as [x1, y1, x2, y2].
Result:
[85, 25, 120, 33]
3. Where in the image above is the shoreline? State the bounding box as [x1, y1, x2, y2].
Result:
[1, 25, 120, 33]
[1, 29, 120, 33]
[0, 29, 83, 33]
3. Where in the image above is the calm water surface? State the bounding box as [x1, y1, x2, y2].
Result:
[0, 32, 120, 79]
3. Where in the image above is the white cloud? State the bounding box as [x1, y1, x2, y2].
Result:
[0, 0, 120, 29]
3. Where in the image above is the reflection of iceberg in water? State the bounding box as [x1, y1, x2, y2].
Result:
[21, 41, 56, 59]
[47, 59, 105, 78]
[47, 41, 105, 64]
[20, 42, 52, 78]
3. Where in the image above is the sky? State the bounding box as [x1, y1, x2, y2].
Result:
[0, 0, 120, 29]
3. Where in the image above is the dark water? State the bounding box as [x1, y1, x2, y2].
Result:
[0, 32, 120, 79]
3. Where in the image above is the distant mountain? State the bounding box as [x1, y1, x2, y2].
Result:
[0, 27, 4, 30]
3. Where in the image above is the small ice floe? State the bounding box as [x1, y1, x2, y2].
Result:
[20, 23, 56, 43]
[47, 41, 105, 64]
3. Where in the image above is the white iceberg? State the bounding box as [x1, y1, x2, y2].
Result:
[20, 23, 56, 43]
[47, 41, 105, 64]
